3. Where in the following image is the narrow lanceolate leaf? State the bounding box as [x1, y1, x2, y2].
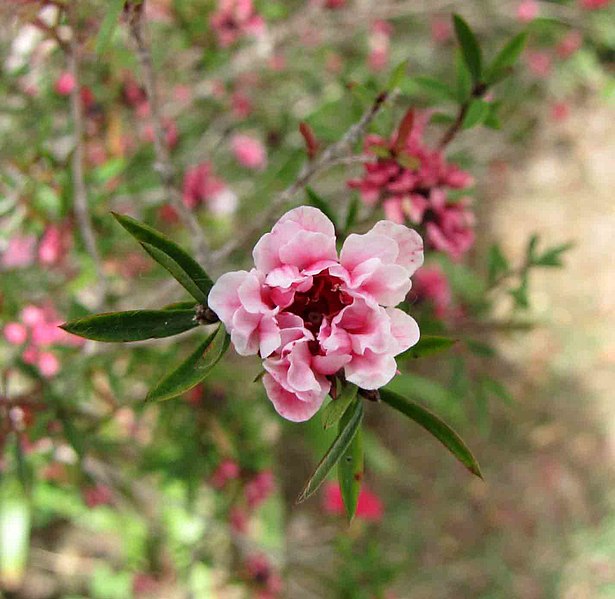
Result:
[111, 212, 213, 302]
[462, 99, 490, 129]
[453, 14, 483, 84]
[321, 383, 358, 429]
[305, 187, 339, 232]
[338, 414, 364, 522]
[397, 335, 458, 360]
[386, 59, 408, 91]
[60, 309, 198, 342]
[380, 388, 482, 478]
[413, 76, 458, 103]
[95, 0, 124, 54]
[147, 325, 230, 402]
[485, 33, 528, 85]
[297, 399, 364, 503]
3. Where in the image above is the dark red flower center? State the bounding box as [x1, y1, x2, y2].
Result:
[286, 271, 352, 335]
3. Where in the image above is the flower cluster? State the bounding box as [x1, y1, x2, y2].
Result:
[210, 0, 265, 48]
[179, 161, 237, 216]
[208, 207, 423, 422]
[3, 304, 83, 377]
[348, 117, 475, 260]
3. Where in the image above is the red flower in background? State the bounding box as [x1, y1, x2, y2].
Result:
[323, 482, 384, 521]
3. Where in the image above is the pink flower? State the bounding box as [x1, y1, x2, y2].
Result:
[37, 352, 60, 378]
[245, 470, 275, 509]
[245, 554, 283, 598]
[210, 0, 265, 47]
[231, 91, 252, 119]
[231, 134, 267, 170]
[516, 0, 539, 22]
[83, 483, 114, 508]
[412, 265, 452, 319]
[323, 482, 384, 521]
[368, 20, 391, 72]
[211, 459, 240, 488]
[579, 0, 610, 9]
[2, 235, 36, 269]
[182, 162, 226, 209]
[54, 72, 75, 96]
[424, 192, 475, 261]
[430, 17, 452, 44]
[556, 31, 583, 59]
[229, 507, 250, 533]
[38, 224, 68, 266]
[550, 101, 570, 122]
[4, 323, 28, 345]
[208, 207, 422, 421]
[526, 51, 552, 78]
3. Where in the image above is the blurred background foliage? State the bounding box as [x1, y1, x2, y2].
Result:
[0, 0, 614, 597]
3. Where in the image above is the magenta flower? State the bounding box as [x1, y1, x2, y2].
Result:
[1, 235, 36, 269]
[208, 207, 422, 422]
[579, 0, 611, 9]
[231, 133, 267, 170]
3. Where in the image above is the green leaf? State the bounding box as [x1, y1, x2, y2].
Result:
[321, 384, 358, 430]
[95, 0, 125, 55]
[481, 377, 513, 406]
[485, 33, 528, 85]
[462, 99, 490, 129]
[398, 335, 458, 360]
[338, 417, 363, 523]
[297, 399, 364, 503]
[380, 388, 482, 478]
[453, 14, 483, 84]
[146, 325, 230, 402]
[61, 309, 198, 342]
[509, 273, 529, 309]
[412, 76, 458, 102]
[455, 49, 473, 103]
[387, 59, 408, 91]
[111, 212, 213, 302]
[532, 242, 574, 267]
[0, 478, 31, 589]
[430, 112, 457, 126]
[305, 187, 339, 231]
[487, 243, 509, 286]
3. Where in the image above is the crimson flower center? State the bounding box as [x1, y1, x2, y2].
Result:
[286, 271, 352, 335]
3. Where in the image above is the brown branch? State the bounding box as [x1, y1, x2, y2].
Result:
[212, 91, 390, 263]
[126, 1, 212, 270]
[67, 3, 107, 307]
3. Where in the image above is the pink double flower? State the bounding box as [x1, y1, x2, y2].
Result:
[208, 206, 423, 422]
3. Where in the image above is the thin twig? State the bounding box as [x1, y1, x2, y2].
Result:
[212, 91, 391, 263]
[67, 3, 107, 307]
[127, 2, 212, 270]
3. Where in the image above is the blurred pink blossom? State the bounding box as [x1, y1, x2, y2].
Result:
[83, 483, 114, 508]
[368, 20, 392, 71]
[3, 323, 28, 345]
[430, 17, 453, 44]
[231, 91, 253, 119]
[181, 162, 226, 209]
[323, 482, 384, 521]
[231, 133, 267, 170]
[412, 265, 452, 318]
[54, 71, 75, 96]
[556, 30, 583, 59]
[38, 224, 69, 266]
[245, 553, 283, 598]
[2, 235, 36, 269]
[211, 459, 241, 488]
[210, 0, 265, 47]
[516, 0, 539, 22]
[245, 470, 275, 509]
[526, 51, 552, 78]
[579, 0, 611, 8]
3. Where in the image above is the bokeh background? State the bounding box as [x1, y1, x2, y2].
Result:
[0, 1, 614, 598]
